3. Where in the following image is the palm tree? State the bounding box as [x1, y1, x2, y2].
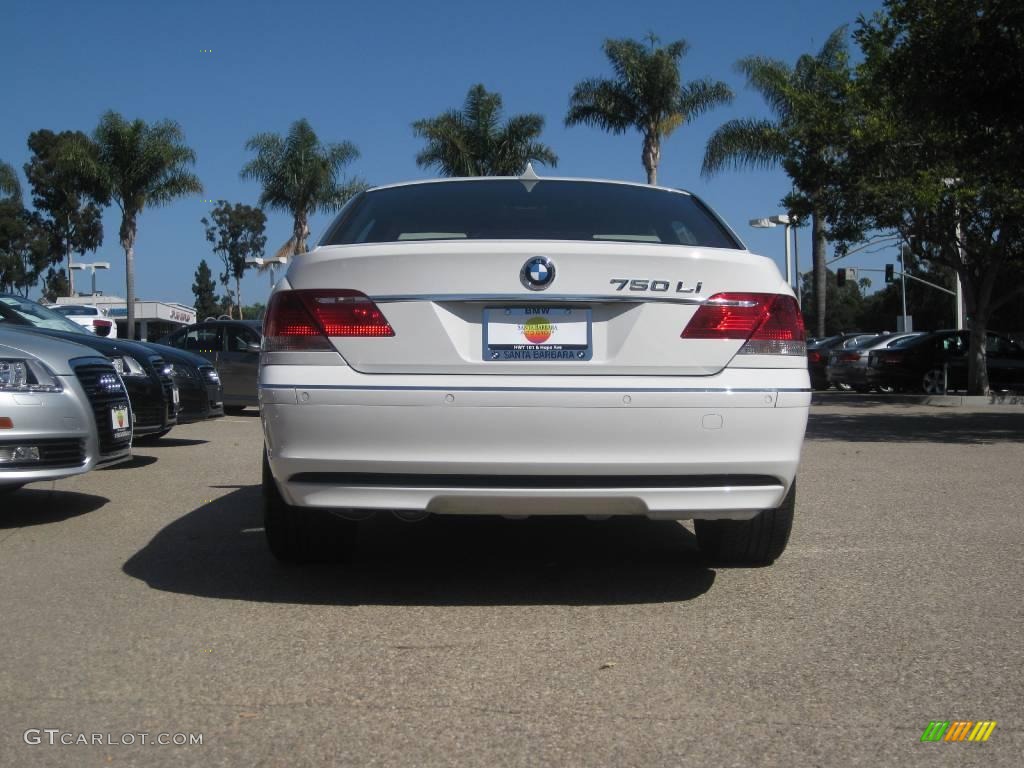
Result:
[0, 160, 21, 202]
[413, 84, 558, 176]
[241, 119, 365, 257]
[566, 36, 733, 185]
[67, 112, 202, 339]
[702, 28, 852, 337]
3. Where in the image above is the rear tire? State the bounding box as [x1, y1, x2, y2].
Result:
[262, 452, 356, 563]
[694, 483, 796, 566]
[225, 405, 247, 415]
[0, 484, 26, 495]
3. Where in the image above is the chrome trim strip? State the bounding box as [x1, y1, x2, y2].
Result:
[261, 384, 811, 394]
[367, 293, 710, 306]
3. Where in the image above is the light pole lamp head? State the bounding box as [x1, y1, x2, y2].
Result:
[749, 218, 777, 229]
[768, 214, 792, 226]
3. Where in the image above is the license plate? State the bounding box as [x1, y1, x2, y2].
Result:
[111, 405, 130, 437]
[483, 307, 592, 361]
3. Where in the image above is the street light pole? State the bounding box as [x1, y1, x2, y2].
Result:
[792, 224, 801, 308]
[750, 214, 794, 290]
[900, 245, 909, 330]
[69, 262, 111, 299]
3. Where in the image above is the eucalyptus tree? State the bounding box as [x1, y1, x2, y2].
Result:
[413, 84, 558, 176]
[566, 36, 733, 185]
[241, 119, 365, 257]
[65, 112, 202, 338]
[0, 160, 21, 202]
[202, 201, 267, 319]
[702, 27, 853, 337]
[24, 130, 106, 296]
[826, 0, 1024, 395]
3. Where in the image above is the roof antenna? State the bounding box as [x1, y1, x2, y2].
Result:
[519, 162, 541, 192]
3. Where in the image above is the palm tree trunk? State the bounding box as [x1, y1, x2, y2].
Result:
[811, 209, 827, 338]
[642, 131, 660, 185]
[293, 215, 308, 255]
[121, 217, 137, 340]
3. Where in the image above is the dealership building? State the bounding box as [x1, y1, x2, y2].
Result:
[52, 296, 196, 341]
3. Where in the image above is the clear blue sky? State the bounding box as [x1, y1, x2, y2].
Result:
[5, 0, 891, 308]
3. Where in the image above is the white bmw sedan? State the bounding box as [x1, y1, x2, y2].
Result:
[259, 174, 809, 565]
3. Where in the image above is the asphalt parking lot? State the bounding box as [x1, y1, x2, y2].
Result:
[1, 404, 1022, 767]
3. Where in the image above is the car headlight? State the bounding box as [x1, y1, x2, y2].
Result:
[0, 358, 64, 393]
[110, 355, 148, 377]
[165, 363, 193, 379]
[203, 368, 221, 384]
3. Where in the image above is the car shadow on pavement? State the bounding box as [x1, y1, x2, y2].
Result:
[123, 486, 716, 606]
[101, 455, 159, 470]
[0, 488, 109, 527]
[806, 410, 1024, 443]
[138, 438, 209, 448]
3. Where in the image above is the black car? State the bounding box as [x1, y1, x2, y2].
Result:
[867, 329, 1024, 393]
[806, 332, 879, 390]
[149, 343, 225, 427]
[0, 293, 179, 437]
[160, 320, 260, 413]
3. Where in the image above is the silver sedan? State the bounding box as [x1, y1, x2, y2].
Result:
[0, 329, 132, 493]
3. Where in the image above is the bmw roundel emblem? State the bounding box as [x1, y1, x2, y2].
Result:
[520, 256, 556, 291]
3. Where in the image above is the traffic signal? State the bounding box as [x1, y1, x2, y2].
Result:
[885, 264, 895, 283]
[836, 268, 847, 287]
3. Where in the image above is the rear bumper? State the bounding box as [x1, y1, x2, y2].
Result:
[260, 366, 810, 520]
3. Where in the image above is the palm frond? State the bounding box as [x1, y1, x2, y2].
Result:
[241, 118, 361, 216]
[413, 85, 556, 176]
[677, 78, 734, 125]
[701, 118, 786, 177]
[736, 56, 794, 117]
[817, 26, 850, 71]
[565, 78, 636, 133]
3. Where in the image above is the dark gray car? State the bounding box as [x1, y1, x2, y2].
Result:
[160, 321, 260, 413]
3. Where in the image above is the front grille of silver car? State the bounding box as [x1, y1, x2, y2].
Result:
[72, 362, 132, 457]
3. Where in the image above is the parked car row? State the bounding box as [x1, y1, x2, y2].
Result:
[808, 328, 1024, 394]
[867, 329, 1024, 394]
[0, 293, 233, 493]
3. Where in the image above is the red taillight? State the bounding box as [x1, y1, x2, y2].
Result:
[264, 290, 394, 351]
[92, 318, 113, 337]
[838, 352, 862, 362]
[808, 350, 823, 364]
[680, 293, 805, 355]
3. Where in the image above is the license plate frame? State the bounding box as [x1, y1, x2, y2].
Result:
[483, 307, 592, 361]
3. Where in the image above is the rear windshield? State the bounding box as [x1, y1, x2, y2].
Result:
[320, 180, 741, 248]
[54, 305, 98, 316]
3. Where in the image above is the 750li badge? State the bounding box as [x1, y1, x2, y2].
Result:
[610, 278, 703, 294]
